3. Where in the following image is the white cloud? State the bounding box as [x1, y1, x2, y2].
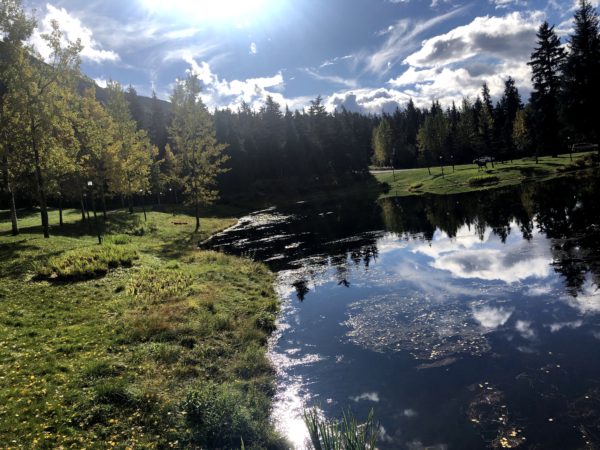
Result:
[383, 11, 543, 107]
[302, 68, 358, 88]
[94, 77, 108, 88]
[515, 320, 535, 339]
[185, 57, 310, 111]
[547, 320, 583, 332]
[404, 11, 541, 69]
[565, 277, 600, 314]
[350, 392, 380, 402]
[249, 42, 257, 54]
[31, 4, 119, 63]
[472, 306, 512, 330]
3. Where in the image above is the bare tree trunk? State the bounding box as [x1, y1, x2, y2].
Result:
[31, 119, 49, 238]
[80, 193, 86, 221]
[156, 191, 161, 207]
[2, 153, 18, 236]
[58, 195, 63, 227]
[195, 201, 200, 233]
[101, 184, 107, 220]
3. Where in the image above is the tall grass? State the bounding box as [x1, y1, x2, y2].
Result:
[35, 243, 137, 280]
[303, 407, 378, 450]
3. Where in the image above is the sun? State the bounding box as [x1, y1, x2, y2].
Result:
[141, 0, 271, 22]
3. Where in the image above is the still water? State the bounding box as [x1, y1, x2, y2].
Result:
[208, 176, 600, 449]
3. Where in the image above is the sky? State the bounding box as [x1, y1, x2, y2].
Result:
[23, 0, 595, 113]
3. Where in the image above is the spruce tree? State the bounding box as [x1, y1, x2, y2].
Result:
[562, 0, 600, 143]
[528, 21, 565, 156]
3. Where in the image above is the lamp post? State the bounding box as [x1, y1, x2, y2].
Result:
[88, 181, 102, 244]
[567, 136, 572, 161]
[439, 155, 444, 177]
[451, 154, 455, 172]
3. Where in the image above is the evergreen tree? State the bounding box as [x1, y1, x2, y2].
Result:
[528, 21, 566, 156]
[496, 77, 522, 160]
[562, 0, 600, 143]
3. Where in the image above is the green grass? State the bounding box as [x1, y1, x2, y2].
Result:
[375, 152, 599, 197]
[0, 207, 286, 449]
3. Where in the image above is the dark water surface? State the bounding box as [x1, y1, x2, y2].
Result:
[207, 176, 600, 449]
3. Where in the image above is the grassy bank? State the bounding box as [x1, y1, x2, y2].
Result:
[0, 208, 286, 449]
[374, 152, 598, 198]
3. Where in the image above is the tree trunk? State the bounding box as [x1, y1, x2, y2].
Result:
[156, 192, 161, 207]
[80, 194, 87, 221]
[427, 166, 431, 175]
[2, 153, 19, 236]
[101, 185, 107, 220]
[128, 195, 134, 214]
[31, 119, 49, 238]
[9, 187, 18, 236]
[120, 194, 125, 209]
[59, 195, 63, 227]
[195, 201, 200, 233]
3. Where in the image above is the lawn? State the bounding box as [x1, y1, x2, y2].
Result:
[374, 152, 599, 198]
[0, 207, 286, 449]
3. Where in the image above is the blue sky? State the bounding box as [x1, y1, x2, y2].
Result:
[24, 0, 589, 113]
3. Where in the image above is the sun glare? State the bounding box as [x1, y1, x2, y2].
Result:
[141, 0, 271, 22]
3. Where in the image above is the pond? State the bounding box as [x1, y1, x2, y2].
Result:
[206, 175, 600, 449]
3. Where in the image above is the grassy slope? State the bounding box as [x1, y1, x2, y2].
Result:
[0, 208, 285, 449]
[374, 152, 598, 198]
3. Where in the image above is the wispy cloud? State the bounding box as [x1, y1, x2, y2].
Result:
[362, 4, 471, 73]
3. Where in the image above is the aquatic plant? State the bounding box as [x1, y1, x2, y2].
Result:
[303, 407, 378, 450]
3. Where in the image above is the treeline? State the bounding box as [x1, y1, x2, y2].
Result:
[372, 0, 600, 168]
[213, 97, 375, 194]
[0, 0, 227, 238]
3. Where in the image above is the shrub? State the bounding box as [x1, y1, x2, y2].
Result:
[254, 311, 276, 333]
[36, 244, 137, 281]
[468, 175, 499, 187]
[183, 382, 260, 448]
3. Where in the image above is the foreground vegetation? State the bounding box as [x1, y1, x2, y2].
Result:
[0, 208, 287, 449]
[375, 152, 598, 198]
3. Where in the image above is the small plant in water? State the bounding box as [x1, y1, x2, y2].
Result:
[303, 406, 378, 450]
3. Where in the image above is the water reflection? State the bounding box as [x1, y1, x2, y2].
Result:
[207, 175, 600, 449]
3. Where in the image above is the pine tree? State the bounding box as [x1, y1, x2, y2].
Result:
[562, 0, 600, 143]
[529, 21, 566, 156]
[169, 74, 229, 232]
[497, 77, 522, 160]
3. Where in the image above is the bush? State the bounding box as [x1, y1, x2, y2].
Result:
[36, 244, 137, 281]
[183, 382, 260, 448]
[468, 175, 499, 187]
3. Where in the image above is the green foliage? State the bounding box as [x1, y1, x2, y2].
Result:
[35, 243, 137, 280]
[303, 407, 378, 450]
[371, 119, 393, 166]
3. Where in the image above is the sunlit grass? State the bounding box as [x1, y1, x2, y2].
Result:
[376, 152, 598, 197]
[0, 207, 285, 449]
